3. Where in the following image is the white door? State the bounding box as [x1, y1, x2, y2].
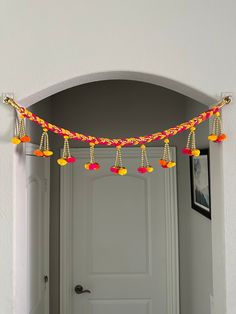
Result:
[61, 148, 179, 314]
[26, 145, 50, 314]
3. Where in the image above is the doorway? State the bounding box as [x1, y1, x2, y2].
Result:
[26, 79, 213, 314]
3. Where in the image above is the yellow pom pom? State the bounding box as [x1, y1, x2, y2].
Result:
[146, 166, 154, 173]
[11, 137, 21, 144]
[192, 149, 200, 157]
[57, 158, 68, 166]
[43, 150, 53, 157]
[43, 128, 48, 132]
[84, 163, 90, 170]
[140, 144, 146, 149]
[118, 167, 127, 176]
[167, 161, 176, 168]
[164, 139, 169, 144]
[215, 112, 220, 117]
[190, 127, 196, 132]
[208, 134, 218, 141]
[64, 135, 69, 139]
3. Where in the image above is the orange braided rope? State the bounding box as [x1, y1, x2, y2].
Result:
[4, 96, 231, 147]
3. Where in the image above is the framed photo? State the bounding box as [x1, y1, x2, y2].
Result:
[189, 149, 211, 219]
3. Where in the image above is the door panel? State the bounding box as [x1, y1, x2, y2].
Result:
[60, 148, 179, 314]
[90, 176, 149, 275]
[88, 299, 151, 314]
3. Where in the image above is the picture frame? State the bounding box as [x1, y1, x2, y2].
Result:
[189, 149, 211, 219]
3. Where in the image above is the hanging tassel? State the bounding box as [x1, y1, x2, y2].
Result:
[33, 128, 53, 157]
[208, 111, 227, 142]
[110, 145, 127, 176]
[11, 114, 30, 144]
[84, 143, 100, 170]
[182, 127, 200, 156]
[159, 139, 176, 168]
[57, 136, 77, 166]
[137, 145, 154, 173]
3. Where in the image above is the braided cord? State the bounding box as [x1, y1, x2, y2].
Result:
[4, 97, 231, 147]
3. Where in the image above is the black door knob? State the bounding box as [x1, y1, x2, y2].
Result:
[74, 285, 91, 295]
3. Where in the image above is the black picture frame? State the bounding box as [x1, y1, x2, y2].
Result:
[189, 149, 211, 219]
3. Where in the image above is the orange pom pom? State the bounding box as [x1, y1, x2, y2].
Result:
[208, 134, 218, 142]
[43, 150, 53, 157]
[159, 159, 167, 167]
[11, 137, 21, 145]
[33, 149, 44, 157]
[217, 134, 227, 142]
[20, 135, 31, 143]
[57, 158, 68, 166]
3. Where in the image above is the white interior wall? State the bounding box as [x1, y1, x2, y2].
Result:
[29, 80, 211, 314]
[1, 2, 235, 314]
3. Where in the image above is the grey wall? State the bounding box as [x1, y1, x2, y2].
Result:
[29, 80, 212, 314]
[179, 98, 212, 314]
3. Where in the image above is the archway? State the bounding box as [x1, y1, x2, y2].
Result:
[19, 71, 216, 106]
[14, 72, 225, 314]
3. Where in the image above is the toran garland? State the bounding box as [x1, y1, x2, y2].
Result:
[4, 96, 231, 175]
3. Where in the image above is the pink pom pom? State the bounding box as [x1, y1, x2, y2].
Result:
[182, 148, 192, 155]
[110, 166, 119, 174]
[137, 167, 147, 174]
[89, 163, 100, 170]
[67, 156, 77, 163]
[93, 163, 100, 170]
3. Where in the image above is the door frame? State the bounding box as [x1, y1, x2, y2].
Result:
[25, 143, 50, 314]
[60, 147, 179, 314]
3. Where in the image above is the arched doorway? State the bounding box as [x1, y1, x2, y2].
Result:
[14, 72, 225, 314]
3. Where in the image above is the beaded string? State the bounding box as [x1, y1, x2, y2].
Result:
[62, 136, 71, 159]
[159, 139, 176, 168]
[33, 128, 53, 157]
[182, 127, 200, 156]
[57, 136, 77, 166]
[84, 143, 100, 170]
[11, 114, 30, 144]
[110, 146, 127, 175]
[208, 111, 227, 142]
[137, 145, 154, 173]
[117, 146, 123, 168]
[90, 144, 95, 164]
